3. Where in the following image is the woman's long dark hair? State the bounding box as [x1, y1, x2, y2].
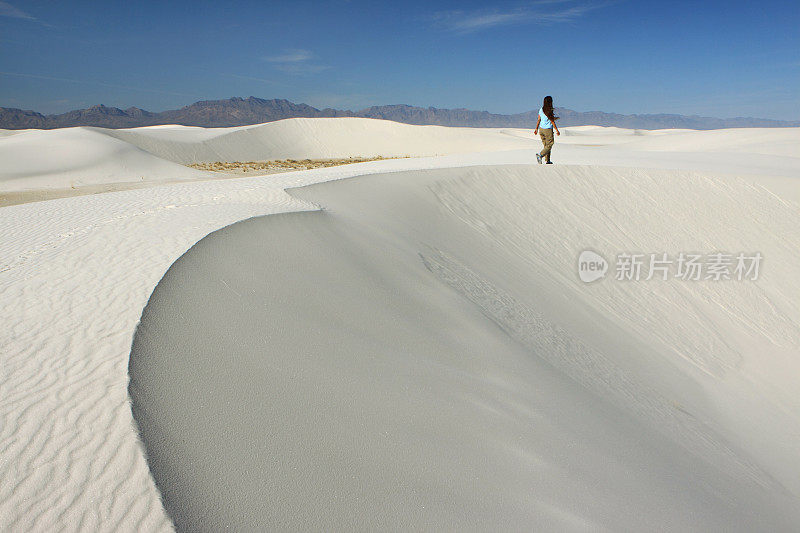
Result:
[542, 95, 558, 122]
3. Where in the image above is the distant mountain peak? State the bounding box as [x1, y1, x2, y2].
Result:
[1, 97, 797, 130]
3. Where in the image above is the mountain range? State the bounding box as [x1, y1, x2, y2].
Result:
[1, 96, 797, 130]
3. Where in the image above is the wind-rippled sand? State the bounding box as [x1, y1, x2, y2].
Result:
[131, 165, 800, 530]
[2, 119, 799, 530]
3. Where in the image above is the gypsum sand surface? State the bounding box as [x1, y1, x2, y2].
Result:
[0, 156, 411, 207]
[5, 124, 798, 531]
[129, 164, 800, 531]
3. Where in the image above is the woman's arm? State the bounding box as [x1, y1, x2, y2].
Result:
[554, 121, 560, 136]
[534, 116, 541, 135]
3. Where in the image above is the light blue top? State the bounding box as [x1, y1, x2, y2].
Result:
[538, 108, 552, 129]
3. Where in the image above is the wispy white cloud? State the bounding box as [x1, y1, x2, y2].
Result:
[225, 73, 280, 85]
[263, 48, 329, 75]
[0, 1, 35, 20]
[264, 49, 314, 63]
[0, 1, 54, 27]
[433, 1, 613, 33]
[275, 63, 331, 75]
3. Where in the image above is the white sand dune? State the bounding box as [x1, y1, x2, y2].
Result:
[3, 118, 798, 198]
[0, 127, 214, 191]
[105, 118, 538, 164]
[618, 127, 800, 156]
[3, 118, 799, 196]
[131, 164, 800, 530]
[0, 118, 539, 193]
[1, 119, 799, 531]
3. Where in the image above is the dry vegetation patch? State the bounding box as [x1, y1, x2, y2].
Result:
[188, 156, 408, 175]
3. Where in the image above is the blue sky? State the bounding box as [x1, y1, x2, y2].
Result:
[1, 0, 798, 119]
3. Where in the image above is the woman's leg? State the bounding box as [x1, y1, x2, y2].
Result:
[538, 129, 547, 156]
[540, 129, 554, 162]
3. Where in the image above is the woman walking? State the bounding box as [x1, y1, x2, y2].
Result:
[534, 95, 560, 164]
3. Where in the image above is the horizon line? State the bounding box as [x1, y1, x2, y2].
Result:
[2, 96, 799, 124]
